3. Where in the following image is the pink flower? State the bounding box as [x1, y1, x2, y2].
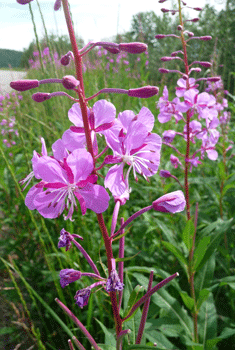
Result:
[152, 191, 186, 213]
[62, 99, 116, 155]
[26, 149, 110, 220]
[104, 117, 161, 196]
[175, 78, 199, 97]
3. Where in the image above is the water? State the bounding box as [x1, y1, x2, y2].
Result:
[0, 70, 27, 94]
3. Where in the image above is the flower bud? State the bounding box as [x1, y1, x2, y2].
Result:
[60, 269, 82, 288]
[152, 190, 186, 213]
[177, 25, 183, 31]
[191, 18, 199, 22]
[193, 7, 202, 11]
[60, 55, 70, 66]
[16, 0, 33, 4]
[102, 45, 120, 54]
[198, 61, 212, 68]
[119, 42, 147, 54]
[162, 130, 176, 143]
[199, 36, 212, 41]
[54, 0, 62, 10]
[62, 75, 80, 90]
[10, 79, 39, 91]
[74, 287, 91, 308]
[155, 34, 166, 39]
[32, 92, 51, 103]
[161, 8, 170, 12]
[128, 86, 159, 98]
[207, 77, 221, 82]
[159, 170, 172, 178]
[159, 68, 169, 74]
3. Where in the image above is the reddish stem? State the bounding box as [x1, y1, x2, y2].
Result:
[61, 0, 122, 337]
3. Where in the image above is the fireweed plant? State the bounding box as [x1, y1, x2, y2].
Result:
[9, 0, 233, 349]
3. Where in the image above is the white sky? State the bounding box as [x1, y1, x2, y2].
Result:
[0, 0, 225, 52]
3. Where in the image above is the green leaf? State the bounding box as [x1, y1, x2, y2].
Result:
[97, 345, 116, 350]
[126, 345, 167, 350]
[182, 219, 195, 251]
[196, 289, 210, 310]
[205, 328, 235, 349]
[195, 219, 233, 271]
[194, 254, 216, 294]
[198, 293, 217, 347]
[161, 241, 188, 276]
[180, 291, 194, 311]
[0, 327, 15, 335]
[144, 329, 178, 349]
[146, 317, 184, 338]
[115, 251, 141, 263]
[193, 236, 211, 271]
[151, 288, 193, 337]
[123, 285, 144, 319]
[95, 319, 116, 347]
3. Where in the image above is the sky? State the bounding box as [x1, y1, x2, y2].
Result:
[0, 0, 225, 52]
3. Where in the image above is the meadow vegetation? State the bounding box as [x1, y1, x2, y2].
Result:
[1, 1, 235, 350]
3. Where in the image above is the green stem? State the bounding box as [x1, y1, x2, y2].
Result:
[29, 3, 45, 73]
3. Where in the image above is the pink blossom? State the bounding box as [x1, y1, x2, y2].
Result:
[26, 149, 110, 220]
[62, 99, 116, 154]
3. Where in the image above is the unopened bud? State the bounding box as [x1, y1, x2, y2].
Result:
[16, 0, 33, 4]
[177, 25, 183, 31]
[159, 68, 169, 74]
[62, 75, 80, 90]
[155, 34, 166, 39]
[161, 8, 170, 13]
[152, 190, 186, 213]
[187, 32, 194, 37]
[119, 42, 147, 54]
[159, 170, 172, 178]
[102, 45, 120, 54]
[161, 56, 174, 61]
[128, 86, 159, 98]
[193, 7, 202, 11]
[10, 79, 39, 91]
[159, 0, 167, 2]
[54, 0, 62, 10]
[191, 18, 199, 22]
[198, 61, 212, 68]
[199, 36, 212, 41]
[60, 55, 70, 66]
[32, 92, 51, 103]
[207, 76, 221, 82]
[60, 51, 74, 66]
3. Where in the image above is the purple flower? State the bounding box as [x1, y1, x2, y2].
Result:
[58, 228, 72, 250]
[26, 149, 110, 220]
[157, 86, 183, 123]
[152, 191, 186, 213]
[175, 78, 199, 97]
[104, 116, 161, 196]
[62, 99, 116, 154]
[106, 269, 124, 292]
[159, 170, 172, 178]
[178, 90, 217, 119]
[74, 287, 91, 308]
[170, 154, 182, 168]
[60, 269, 82, 288]
[162, 130, 176, 143]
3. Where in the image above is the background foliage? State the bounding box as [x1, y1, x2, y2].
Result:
[1, 2, 235, 350]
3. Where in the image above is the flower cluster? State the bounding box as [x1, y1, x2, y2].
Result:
[0, 92, 22, 155]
